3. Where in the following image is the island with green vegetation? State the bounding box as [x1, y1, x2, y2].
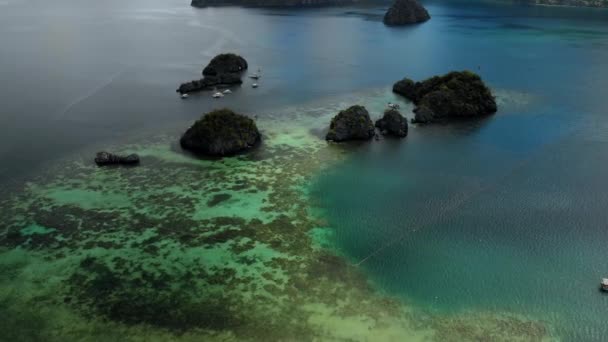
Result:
[384, 0, 430, 26]
[393, 70, 497, 124]
[180, 109, 261, 156]
[191, 0, 358, 7]
[177, 53, 248, 94]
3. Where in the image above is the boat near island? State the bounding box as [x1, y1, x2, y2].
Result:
[252, 83, 259, 88]
[212, 92, 224, 98]
[180, 93, 189, 99]
[600, 278, 608, 291]
[223, 89, 232, 94]
[249, 74, 261, 80]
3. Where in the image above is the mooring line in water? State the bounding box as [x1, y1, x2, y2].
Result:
[353, 180, 486, 267]
[353, 127, 582, 267]
[54, 67, 127, 120]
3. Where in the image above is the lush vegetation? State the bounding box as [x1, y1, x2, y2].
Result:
[180, 109, 261, 156]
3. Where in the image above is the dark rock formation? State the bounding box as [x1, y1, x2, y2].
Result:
[326, 105, 375, 142]
[203, 54, 248, 76]
[392, 71, 497, 124]
[392, 78, 417, 99]
[177, 53, 248, 94]
[95, 152, 140, 166]
[180, 109, 261, 156]
[412, 105, 434, 124]
[191, 0, 357, 8]
[383, 0, 430, 26]
[375, 109, 408, 138]
[177, 74, 242, 94]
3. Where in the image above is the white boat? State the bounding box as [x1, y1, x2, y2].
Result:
[212, 92, 224, 98]
[249, 74, 261, 80]
[601, 278, 608, 291]
[181, 93, 189, 99]
[387, 102, 400, 109]
[222, 89, 232, 94]
[252, 83, 258, 88]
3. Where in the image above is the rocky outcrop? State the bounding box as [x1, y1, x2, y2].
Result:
[375, 109, 408, 138]
[393, 71, 497, 124]
[326, 105, 375, 142]
[191, 0, 357, 8]
[95, 152, 140, 166]
[180, 109, 261, 156]
[177, 54, 248, 94]
[202, 54, 248, 76]
[383, 0, 430, 26]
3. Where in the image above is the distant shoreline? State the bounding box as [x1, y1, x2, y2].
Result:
[516, 0, 608, 9]
[191, 0, 361, 9]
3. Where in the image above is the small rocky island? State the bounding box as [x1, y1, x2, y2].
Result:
[393, 71, 497, 124]
[383, 0, 430, 26]
[375, 109, 408, 137]
[326, 105, 375, 142]
[191, 0, 356, 8]
[94, 152, 140, 166]
[180, 109, 261, 156]
[177, 53, 248, 94]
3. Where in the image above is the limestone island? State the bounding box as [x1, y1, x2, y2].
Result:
[375, 108, 408, 138]
[191, 0, 357, 8]
[180, 109, 261, 156]
[393, 71, 497, 124]
[383, 0, 430, 26]
[177, 53, 248, 94]
[326, 105, 375, 142]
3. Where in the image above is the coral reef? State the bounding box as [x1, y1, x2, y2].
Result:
[0, 90, 551, 341]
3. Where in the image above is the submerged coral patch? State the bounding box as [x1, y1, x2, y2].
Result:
[0, 89, 553, 341]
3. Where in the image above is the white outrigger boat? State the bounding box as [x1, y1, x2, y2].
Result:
[212, 92, 224, 98]
[601, 278, 608, 291]
[180, 93, 189, 99]
[249, 74, 261, 80]
[387, 102, 400, 109]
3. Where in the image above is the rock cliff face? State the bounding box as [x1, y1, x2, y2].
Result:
[326, 105, 375, 142]
[177, 54, 247, 94]
[180, 109, 261, 156]
[393, 71, 497, 124]
[383, 0, 430, 26]
[192, 0, 357, 7]
[375, 109, 408, 137]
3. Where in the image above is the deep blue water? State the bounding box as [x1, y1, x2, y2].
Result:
[311, 1, 608, 340]
[2, 0, 608, 339]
